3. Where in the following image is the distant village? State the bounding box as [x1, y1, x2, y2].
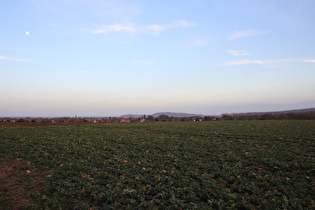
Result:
[0, 115, 210, 124]
[1, 109, 315, 124]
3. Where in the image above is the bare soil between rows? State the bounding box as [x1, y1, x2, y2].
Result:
[0, 158, 50, 209]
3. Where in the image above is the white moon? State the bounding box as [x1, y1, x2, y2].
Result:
[25, 31, 29, 35]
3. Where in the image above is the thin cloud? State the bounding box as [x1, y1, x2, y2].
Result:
[0, 56, 31, 62]
[303, 59, 315, 63]
[167, 20, 194, 28]
[227, 50, 251, 56]
[88, 20, 194, 34]
[228, 30, 268, 40]
[227, 59, 265, 65]
[146, 25, 165, 33]
[88, 24, 135, 34]
[145, 20, 194, 33]
[226, 58, 303, 67]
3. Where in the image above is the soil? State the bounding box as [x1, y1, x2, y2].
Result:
[0, 158, 50, 209]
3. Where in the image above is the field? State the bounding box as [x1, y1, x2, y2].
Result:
[0, 121, 314, 209]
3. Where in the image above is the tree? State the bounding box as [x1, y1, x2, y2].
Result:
[157, 115, 169, 122]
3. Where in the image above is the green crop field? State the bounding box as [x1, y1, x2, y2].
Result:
[0, 121, 314, 209]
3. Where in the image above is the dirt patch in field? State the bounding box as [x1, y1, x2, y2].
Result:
[0, 158, 50, 209]
[0, 162, 28, 209]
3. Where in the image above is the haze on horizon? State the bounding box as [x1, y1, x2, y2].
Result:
[1, 0, 315, 117]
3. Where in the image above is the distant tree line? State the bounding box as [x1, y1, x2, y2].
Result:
[1, 111, 315, 124]
[145, 115, 207, 122]
[221, 111, 315, 120]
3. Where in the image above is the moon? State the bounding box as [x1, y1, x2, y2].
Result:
[25, 31, 30, 35]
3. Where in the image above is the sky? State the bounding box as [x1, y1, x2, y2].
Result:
[1, 0, 315, 117]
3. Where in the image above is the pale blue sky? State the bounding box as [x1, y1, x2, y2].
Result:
[1, 0, 315, 117]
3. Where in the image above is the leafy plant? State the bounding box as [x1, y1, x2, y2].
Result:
[0, 120, 314, 209]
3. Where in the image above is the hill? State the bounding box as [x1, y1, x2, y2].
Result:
[276, 107, 315, 114]
[120, 112, 202, 118]
[152, 112, 203, 118]
[120, 108, 315, 119]
[238, 107, 315, 116]
[120, 114, 144, 118]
